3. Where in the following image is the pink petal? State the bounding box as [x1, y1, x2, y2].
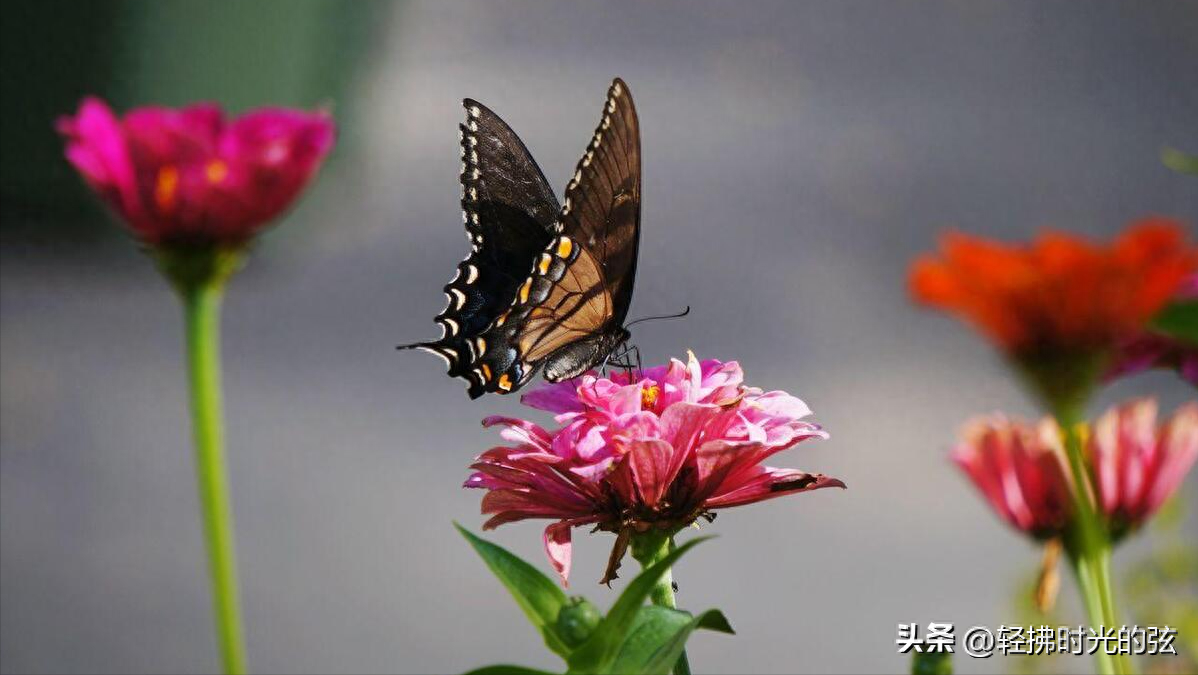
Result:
[626, 439, 678, 508]
[544, 522, 574, 586]
[482, 416, 554, 451]
[1144, 402, 1198, 514]
[521, 380, 585, 413]
[704, 467, 845, 508]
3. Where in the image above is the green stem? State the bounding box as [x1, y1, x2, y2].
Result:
[1055, 405, 1131, 675]
[182, 281, 247, 675]
[630, 532, 691, 675]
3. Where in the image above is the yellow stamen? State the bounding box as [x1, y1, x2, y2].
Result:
[641, 384, 660, 408]
[154, 165, 179, 212]
[205, 159, 229, 184]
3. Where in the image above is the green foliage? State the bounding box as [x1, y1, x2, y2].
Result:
[1162, 147, 1198, 176]
[911, 650, 952, 675]
[454, 523, 572, 658]
[463, 666, 560, 675]
[607, 606, 733, 675]
[456, 526, 731, 675]
[1149, 300, 1198, 346]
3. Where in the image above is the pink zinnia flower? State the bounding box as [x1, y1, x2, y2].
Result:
[1087, 399, 1198, 540]
[951, 415, 1074, 539]
[465, 353, 844, 585]
[58, 97, 334, 247]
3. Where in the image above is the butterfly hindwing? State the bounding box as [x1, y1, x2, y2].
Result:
[401, 101, 558, 393]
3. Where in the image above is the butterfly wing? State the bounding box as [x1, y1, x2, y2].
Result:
[399, 100, 558, 393]
[555, 77, 641, 328]
[466, 78, 642, 395]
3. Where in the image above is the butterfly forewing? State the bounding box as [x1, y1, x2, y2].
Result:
[557, 78, 641, 326]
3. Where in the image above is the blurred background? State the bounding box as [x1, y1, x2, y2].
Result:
[2, 1, 1196, 673]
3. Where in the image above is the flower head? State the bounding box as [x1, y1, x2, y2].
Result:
[909, 220, 1197, 404]
[1087, 399, 1198, 540]
[58, 97, 335, 247]
[952, 414, 1075, 539]
[465, 353, 843, 585]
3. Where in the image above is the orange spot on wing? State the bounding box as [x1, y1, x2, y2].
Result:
[557, 237, 573, 258]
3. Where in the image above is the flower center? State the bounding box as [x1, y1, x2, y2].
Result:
[205, 159, 229, 184]
[640, 384, 660, 409]
[154, 165, 179, 213]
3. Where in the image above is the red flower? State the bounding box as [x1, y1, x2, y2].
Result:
[952, 414, 1074, 539]
[1088, 399, 1198, 540]
[465, 354, 843, 585]
[909, 220, 1196, 360]
[58, 97, 334, 247]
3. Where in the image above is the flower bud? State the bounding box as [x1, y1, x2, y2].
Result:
[555, 596, 602, 648]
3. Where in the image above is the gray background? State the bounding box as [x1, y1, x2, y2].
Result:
[2, 1, 1196, 673]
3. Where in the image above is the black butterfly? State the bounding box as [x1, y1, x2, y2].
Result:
[399, 78, 641, 398]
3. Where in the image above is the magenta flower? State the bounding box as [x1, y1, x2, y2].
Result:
[465, 353, 844, 585]
[1106, 274, 1198, 386]
[1088, 399, 1198, 539]
[58, 97, 334, 247]
[951, 415, 1074, 539]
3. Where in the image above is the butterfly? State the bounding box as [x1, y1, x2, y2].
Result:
[399, 78, 642, 399]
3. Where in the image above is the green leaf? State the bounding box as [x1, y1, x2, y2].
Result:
[455, 523, 572, 658]
[566, 536, 713, 673]
[911, 650, 953, 675]
[1162, 146, 1198, 175]
[1149, 300, 1198, 345]
[607, 606, 734, 675]
[464, 666, 561, 675]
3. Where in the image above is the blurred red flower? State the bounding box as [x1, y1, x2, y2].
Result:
[909, 219, 1196, 361]
[58, 97, 334, 247]
[465, 353, 843, 585]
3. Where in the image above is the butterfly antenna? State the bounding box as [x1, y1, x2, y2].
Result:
[624, 305, 691, 329]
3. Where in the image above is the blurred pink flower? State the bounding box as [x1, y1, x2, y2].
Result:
[58, 97, 334, 246]
[1087, 399, 1198, 539]
[465, 353, 843, 585]
[1106, 274, 1198, 386]
[952, 414, 1074, 539]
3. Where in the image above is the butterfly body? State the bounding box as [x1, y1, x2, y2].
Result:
[400, 79, 641, 399]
